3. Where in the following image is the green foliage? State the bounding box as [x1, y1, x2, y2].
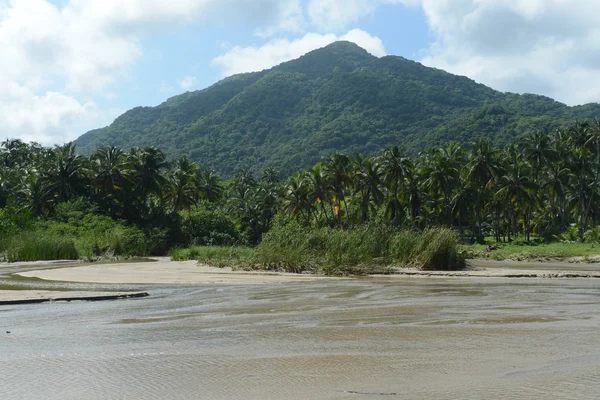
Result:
[38, 214, 147, 259]
[583, 227, 600, 244]
[171, 246, 254, 268]
[180, 203, 241, 246]
[254, 222, 464, 275]
[76, 41, 600, 177]
[560, 225, 579, 242]
[6, 70, 600, 267]
[0, 201, 148, 261]
[5, 233, 78, 262]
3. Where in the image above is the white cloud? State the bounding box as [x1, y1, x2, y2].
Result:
[0, 0, 302, 144]
[179, 76, 198, 90]
[255, 0, 305, 37]
[6, 0, 600, 146]
[0, 80, 95, 144]
[307, 0, 418, 31]
[418, 0, 600, 105]
[212, 29, 386, 76]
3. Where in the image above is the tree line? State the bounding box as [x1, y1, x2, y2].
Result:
[2, 120, 600, 250]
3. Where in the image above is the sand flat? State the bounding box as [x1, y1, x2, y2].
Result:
[16, 259, 341, 284]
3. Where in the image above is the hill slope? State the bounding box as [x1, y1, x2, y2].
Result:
[76, 41, 600, 176]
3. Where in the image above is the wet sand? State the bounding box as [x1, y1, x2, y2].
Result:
[0, 290, 148, 305]
[2, 278, 600, 399]
[3, 260, 600, 399]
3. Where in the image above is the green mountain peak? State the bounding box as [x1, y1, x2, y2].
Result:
[75, 41, 600, 176]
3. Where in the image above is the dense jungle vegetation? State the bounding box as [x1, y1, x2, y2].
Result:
[3, 120, 600, 271]
[76, 42, 600, 176]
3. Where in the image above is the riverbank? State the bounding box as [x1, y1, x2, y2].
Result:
[13, 257, 600, 285]
[16, 258, 343, 285]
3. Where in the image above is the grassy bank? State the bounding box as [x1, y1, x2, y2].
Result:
[0, 212, 149, 263]
[172, 224, 466, 275]
[461, 241, 600, 262]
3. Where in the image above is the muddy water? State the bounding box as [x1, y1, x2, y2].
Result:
[2, 277, 600, 399]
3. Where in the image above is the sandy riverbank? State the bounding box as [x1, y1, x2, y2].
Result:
[16, 258, 343, 285]
[14, 257, 600, 285]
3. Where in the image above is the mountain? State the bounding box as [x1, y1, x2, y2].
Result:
[76, 41, 600, 176]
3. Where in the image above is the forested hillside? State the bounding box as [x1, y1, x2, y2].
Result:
[76, 41, 600, 176]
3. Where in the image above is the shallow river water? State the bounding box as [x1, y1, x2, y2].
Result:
[2, 276, 600, 399]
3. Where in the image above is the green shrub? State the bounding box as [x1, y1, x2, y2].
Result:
[1, 206, 149, 261]
[39, 214, 147, 258]
[180, 206, 240, 246]
[584, 226, 600, 244]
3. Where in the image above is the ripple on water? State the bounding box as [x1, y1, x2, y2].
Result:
[2, 280, 600, 399]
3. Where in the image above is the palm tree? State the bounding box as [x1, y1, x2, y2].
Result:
[307, 164, 333, 225]
[282, 173, 313, 224]
[422, 143, 463, 225]
[568, 146, 595, 239]
[166, 156, 198, 213]
[495, 145, 537, 241]
[128, 147, 168, 201]
[323, 153, 352, 227]
[381, 145, 408, 226]
[197, 169, 224, 203]
[262, 167, 281, 185]
[39, 142, 88, 208]
[451, 174, 477, 236]
[91, 146, 131, 217]
[467, 138, 498, 240]
[403, 158, 423, 228]
[236, 168, 257, 193]
[352, 154, 384, 223]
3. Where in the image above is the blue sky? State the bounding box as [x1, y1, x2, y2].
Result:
[105, 2, 431, 111]
[2, 0, 600, 144]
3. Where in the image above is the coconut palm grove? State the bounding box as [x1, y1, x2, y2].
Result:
[2, 119, 600, 271]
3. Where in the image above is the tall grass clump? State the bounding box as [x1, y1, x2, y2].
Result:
[254, 222, 322, 273]
[5, 234, 78, 262]
[410, 228, 465, 270]
[253, 222, 465, 275]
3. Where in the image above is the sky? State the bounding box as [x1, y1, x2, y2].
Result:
[2, 0, 600, 145]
